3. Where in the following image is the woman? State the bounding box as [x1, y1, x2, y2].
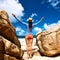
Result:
[25, 34, 33, 58]
[12, 13, 44, 58]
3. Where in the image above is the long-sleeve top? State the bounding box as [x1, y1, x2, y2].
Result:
[15, 17, 44, 35]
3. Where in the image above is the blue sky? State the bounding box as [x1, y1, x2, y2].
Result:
[0, 0, 60, 36]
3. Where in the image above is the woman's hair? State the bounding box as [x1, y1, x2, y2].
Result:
[28, 21, 32, 32]
[28, 18, 33, 32]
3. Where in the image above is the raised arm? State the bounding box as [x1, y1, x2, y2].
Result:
[12, 13, 27, 25]
[33, 17, 44, 26]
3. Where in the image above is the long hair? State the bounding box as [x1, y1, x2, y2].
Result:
[28, 21, 32, 32]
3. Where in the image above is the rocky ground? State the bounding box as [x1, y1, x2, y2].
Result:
[19, 38, 60, 60]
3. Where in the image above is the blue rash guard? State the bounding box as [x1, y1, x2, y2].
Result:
[15, 17, 44, 35]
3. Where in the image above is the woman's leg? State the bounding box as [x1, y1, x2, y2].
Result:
[25, 34, 33, 58]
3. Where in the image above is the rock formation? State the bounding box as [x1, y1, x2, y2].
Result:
[0, 10, 24, 60]
[36, 24, 60, 56]
[0, 10, 21, 48]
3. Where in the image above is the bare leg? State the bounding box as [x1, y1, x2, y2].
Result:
[27, 44, 32, 58]
[25, 34, 33, 59]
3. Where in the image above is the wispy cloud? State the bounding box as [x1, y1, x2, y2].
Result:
[48, 0, 52, 2]
[58, 20, 60, 23]
[0, 0, 24, 22]
[44, 23, 57, 29]
[51, 0, 59, 7]
[30, 13, 37, 18]
[41, 0, 46, 4]
[44, 23, 48, 29]
[41, 0, 60, 11]
[43, 20, 60, 30]
[15, 27, 25, 36]
[48, 0, 60, 10]
[33, 27, 42, 34]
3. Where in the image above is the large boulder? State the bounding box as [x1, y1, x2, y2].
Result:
[0, 37, 5, 60]
[0, 35, 24, 60]
[36, 24, 60, 56]
[0, 10, 21, 48]
[4, 54, 19, 60]
[2, 36, 23, 58]
[0, 10, 24, 60]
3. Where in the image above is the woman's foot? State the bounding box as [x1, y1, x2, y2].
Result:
[28, 54, 32, 58]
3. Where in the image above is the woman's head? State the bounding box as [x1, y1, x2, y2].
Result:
[28, 18, 33, 22]
[27, 18, 33, 32]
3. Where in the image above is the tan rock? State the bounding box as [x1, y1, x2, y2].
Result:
[36, 24, 60, 56]
[0, 10, 21, 48]
[0, 36, 23, 58]
[4, 54, 19, 60]
[0, 37, 5, 60]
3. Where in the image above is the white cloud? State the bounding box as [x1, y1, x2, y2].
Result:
[44, 20, 60, 30]
[51, 1, 59, 7]
[44, 23, 57, 29]
[34, 27, 42, 33]
[43, 20, 60, 32]
[41, 0, 46, 4]
[44, 23, 48, 29]
[15, 27, 25, 35]
[58, 20, 60, 23]
[18, 30, 25, 35]
[0, 0, 24, 22]
[48, 0, 52, 2]
[41, 0, 60, 11]
[30, 13, 37, 18]
[15, 27, 21, 31]
[48, 0, 60, 9]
